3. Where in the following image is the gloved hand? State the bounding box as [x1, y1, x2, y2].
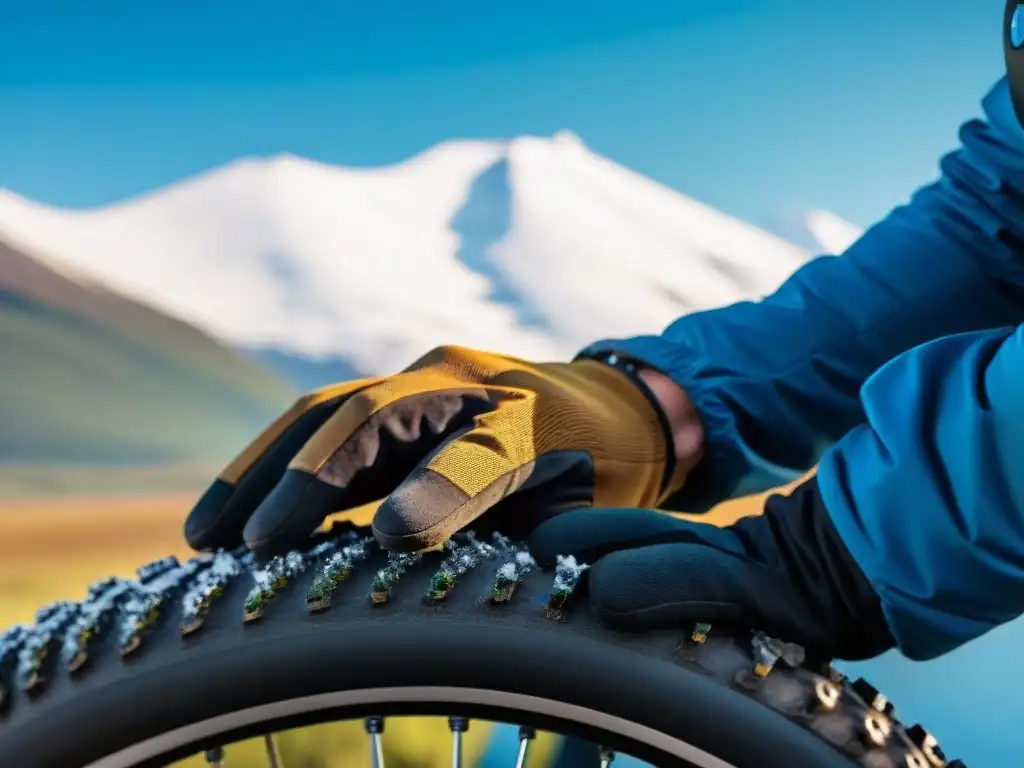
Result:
[184, 346, 696, 558]
[526, 476, 897, 661]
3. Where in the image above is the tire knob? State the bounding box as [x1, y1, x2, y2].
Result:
[689, 622, 712, 645]
[906, 724, 945, 767]
[850, 677, 895, 717]
[813, 677, 841, 712]
[862, 709, 892, 748]
[751, 632, 805, 678]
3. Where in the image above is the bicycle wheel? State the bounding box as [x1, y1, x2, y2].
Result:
[0, 522, 964, 768]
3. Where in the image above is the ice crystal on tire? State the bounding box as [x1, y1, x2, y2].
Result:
[16, 601, 80, 694]
[307, 535, 371, 612]
[119, 595, 160, 656]
[307, 539, 337, 559]
[119, 559, 204, 655]
[243, 551, 306, 622]
[490, 549, 536, 604]
[181, 551, 245, 636]
[545, 555, 589, 619]
[62, 578, 136, 673]
[0, 624, 28, 669]
[136, 556, 181, 584]
[427, 534, 497, 602]
[0, 624, 28, 711]
[371, 552, 422, 605]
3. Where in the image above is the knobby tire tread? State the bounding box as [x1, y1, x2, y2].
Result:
[0, 523, 962, 768]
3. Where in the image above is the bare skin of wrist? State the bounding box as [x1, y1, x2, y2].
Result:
[636, 367, 706, 475]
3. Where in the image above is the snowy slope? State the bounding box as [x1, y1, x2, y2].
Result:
[805, 209, 864, 255]
[0, 132, 815, 376]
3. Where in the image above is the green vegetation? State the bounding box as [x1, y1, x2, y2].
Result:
[0, 289, 296, 491]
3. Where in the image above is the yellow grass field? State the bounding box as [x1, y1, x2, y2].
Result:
[0, 490, 777, 767]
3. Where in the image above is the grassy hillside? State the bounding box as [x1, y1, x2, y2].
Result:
[0, 239, 296, 485]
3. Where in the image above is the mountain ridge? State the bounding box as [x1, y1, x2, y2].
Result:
[0, 134, 864, 396]
[0, 133, 835, 381]
[0, 236, 295, 473]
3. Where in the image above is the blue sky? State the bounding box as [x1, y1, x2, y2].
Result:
[0, 2, 1020, 764]
[0, 0, 1005, 234]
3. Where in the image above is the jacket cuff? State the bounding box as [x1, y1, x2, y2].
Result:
[577, 334, 803, 512]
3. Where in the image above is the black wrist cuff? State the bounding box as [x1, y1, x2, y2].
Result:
[745, 476, 896, 660]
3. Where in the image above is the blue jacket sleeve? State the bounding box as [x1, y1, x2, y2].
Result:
[579, 78, 1024, 512]
[818, 325, 1024, 660]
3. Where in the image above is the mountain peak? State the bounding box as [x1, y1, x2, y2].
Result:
[0, 137, 820, 375]
[805, 209, 863, 255]
[551, 129, 585, 147]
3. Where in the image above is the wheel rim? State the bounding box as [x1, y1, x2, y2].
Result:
[88, 687, 737, 768]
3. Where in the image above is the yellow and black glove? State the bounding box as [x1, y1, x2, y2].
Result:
[184, 345, 688, 558]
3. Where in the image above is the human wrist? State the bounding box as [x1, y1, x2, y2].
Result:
[635, 366, 706, 474]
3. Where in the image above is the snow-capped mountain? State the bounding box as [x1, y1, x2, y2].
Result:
[805, 209, 864, 256]
[0, 132, 850, 377]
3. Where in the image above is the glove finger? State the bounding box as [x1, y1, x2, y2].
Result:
[526, 506, 748, 568]
[243, 383, 494, 557]
[371, 400, 600, 551]
[184, 379, 378, 551]
[585, 541, 766, 632]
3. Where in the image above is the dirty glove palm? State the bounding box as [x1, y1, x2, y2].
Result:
[185, 346, 684, 557]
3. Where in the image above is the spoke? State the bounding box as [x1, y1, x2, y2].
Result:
[514, 725, 535, 768]
[598, 747, 616, 768]
[204, 746, 225, 767]
[263, 734, 283, 768]
[365, 716, 386, 768]
[449, 716, 469, 768]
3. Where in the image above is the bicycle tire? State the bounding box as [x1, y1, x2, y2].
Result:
[0, 522, 962, 768]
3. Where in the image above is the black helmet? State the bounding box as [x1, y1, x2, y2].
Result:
[1006, 2, 1024, 125]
